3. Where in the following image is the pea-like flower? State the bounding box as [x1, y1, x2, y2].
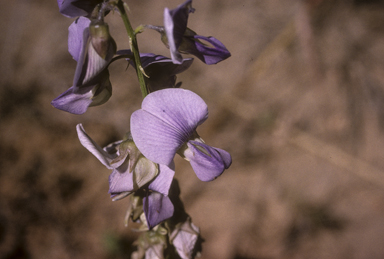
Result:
[57, 0, 103, 18]
[130, 88, 232, 181]
[76, 124, 175, 228]
[149, 0, 230, 65]
[52, 17, 116, 114]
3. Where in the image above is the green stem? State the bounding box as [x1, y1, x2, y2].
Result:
[116, 0, 148, 98]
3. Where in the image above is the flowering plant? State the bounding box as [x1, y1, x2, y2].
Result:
[53, 0, 231, 258]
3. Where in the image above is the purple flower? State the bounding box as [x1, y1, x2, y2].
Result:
[130, 88, 232, 182]
[57, 0, 103, 18]
[51, 70, 111, 115]
[117, 50, 194, 92]
[76, 124, 175, 228]
[52, 18, 116, 114]
[158, 0, 230, 65]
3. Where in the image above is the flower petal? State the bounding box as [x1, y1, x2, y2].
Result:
[52, 71, 111, 114]
[72, 26, 91, 87]
[68, 17, 90, 62]
[108, 169, 135, 195]
[76, 124, 116, 169]
[131, 89, 208, 166]
[131, 109, 184, 166]
[185, 35, 231, 65]
[149, 162, 175, 196]
[185, 140, 232, 181]
[171, 219, 200, 259]
[164, 0, 195, 64]
[57, 0, 103, 18]
[143, 192, 174, 229]
[145, 244, 164, 259]
[141, 89, 208, 137]
[108, 156, 158, 195]
[51, 85, 93, 115]
[164, 8, 182, 64]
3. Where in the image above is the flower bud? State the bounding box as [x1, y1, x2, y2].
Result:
[89, 21, 116, 60]
[170, 218, 200, 259]
[133, 225, 168, 259]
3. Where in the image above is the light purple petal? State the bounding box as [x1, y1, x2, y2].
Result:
[131, 89, 208, 166]
[188, 35, 231, 65]
[57, 0, 103, 18]
[164, 0, 195, 64]
[185, 141, 232, 181]
[164, 8, 182, 64]
[68, 17, 91, 62]
[141, 89, 208, 136]
[145, 244, 164, 259]
[143, 192, 174, 229]
[73, 26, 90, 87]
[149, 163, 175, 196]
[52, 71, 111, 114]
[108, 159, 158, 196]
[106, 152, 160, 199]
[76, 124, 117, 169]
[51, 85, 93, 115]
[74, 39, 107, 87]
[108, 169, 135, 194]
[57, 0, 87, 17]
[171, 219, 200, 259]
[130, 110, 184, 166]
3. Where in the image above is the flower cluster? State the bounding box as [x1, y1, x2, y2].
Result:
[53, 0, 231, 258]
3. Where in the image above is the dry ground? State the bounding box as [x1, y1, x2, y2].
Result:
[1, 0, 384, 258]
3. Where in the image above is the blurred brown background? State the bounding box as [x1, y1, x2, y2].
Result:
[1, 0, 384, 258]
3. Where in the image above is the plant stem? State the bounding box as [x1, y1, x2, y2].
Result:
[116, 0, 148, 98]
